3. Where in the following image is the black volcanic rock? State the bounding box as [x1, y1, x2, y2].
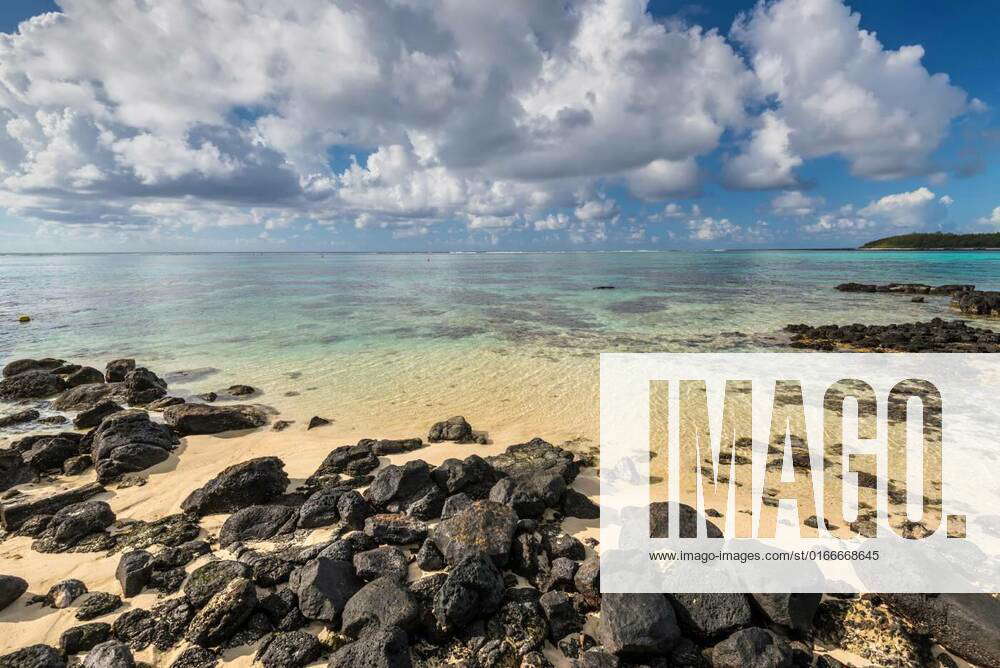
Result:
[364, 459, 443, 519]
[184, 561, 252, 608]
[0, 644, 66, 668]
[116, 550, 153, 598]
[785, 318, 1000, 353]
[87, 409, 178, 483]
[486, 437, 580, 484]
[600, 593, 680, 657]
[293, 558, 362, 622]
[181, 457, 289, 516]
[218, 504, 297, 547]
[0, 370, 67, 401]
[433, 553, 504, 632]
[163, 403, 268, 435]
[3, 358, 66, 378]
[342, 577, 419, 636]
[53, 383, 118, 411]
[73, 400, 123, 429]
[66, 367, 105, 388]
[120, 368, 167, 405]
[0, 575, 28, 612]
[364, 514, 427, 545]
[185, 578, 257, 647]
[105, 359, 136, 383]
[0, 409, 39, 428]
[712, 627, 794, 668]
[427, 415, 481, 443]
[1, 482, 105, 532]
[431, 500, 517, 567]
[254, 631, 322, 668]
[306, 443, 379, 487]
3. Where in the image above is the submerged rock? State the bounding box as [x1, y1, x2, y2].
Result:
[0, 409, 39, 428]
[163, 403, 269, 435]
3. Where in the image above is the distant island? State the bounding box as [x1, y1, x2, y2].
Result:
[862, 232, 1000, 249]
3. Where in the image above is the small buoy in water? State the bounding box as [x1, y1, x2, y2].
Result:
[18, 315, 30, 323]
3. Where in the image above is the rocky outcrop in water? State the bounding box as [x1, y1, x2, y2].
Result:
[785, 318, 1000, 352]
[0, 370, 67, 400]
[835, 282, 973, 295]
[951, 289, 1000, 318]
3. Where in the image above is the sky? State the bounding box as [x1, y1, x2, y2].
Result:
[0, 0, 997, 252]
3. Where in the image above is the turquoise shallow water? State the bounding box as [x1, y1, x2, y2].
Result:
[2, 251, 999, 440]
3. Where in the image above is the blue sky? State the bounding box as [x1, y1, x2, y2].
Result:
[0, 0, 997, 252]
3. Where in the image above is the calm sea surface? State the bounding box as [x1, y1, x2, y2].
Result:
[2, 251, 999, 441]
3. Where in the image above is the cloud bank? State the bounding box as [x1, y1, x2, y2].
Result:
[0, 0, 973, 243]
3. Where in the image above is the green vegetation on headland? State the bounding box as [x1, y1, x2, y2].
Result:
[861, 232, 1000, 249]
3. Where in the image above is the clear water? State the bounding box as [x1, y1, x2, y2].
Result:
[2, 251, 998, 442]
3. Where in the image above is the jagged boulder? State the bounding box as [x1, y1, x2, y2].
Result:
[120, 368, 167, 405]
[486, 438, 580, 483]
[32, 501, 115, 553]
[22, 436, 79, 473]
[431, 500, 518, 567]
[428, 415, 481, 444]
[185, 578, 257, 647]
[433, 554, 505, 632]
[364, 460, 443, 519]
[254, 631, 322, 668]
[0, 644, 66, 668]
[430, 455, 497, 499]
[306, 443, 379, 487]
[328, 627, 411, 668]
[82, 640, 134, 668]
[364, 514, 427, 545]
[1, 482, 105, 532]
[181, 457, 289, 516]
[600, 593, 680, 657]
[163, 403, 269, 435]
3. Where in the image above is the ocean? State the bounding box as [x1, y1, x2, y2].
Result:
[2, 250, 998, 443]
